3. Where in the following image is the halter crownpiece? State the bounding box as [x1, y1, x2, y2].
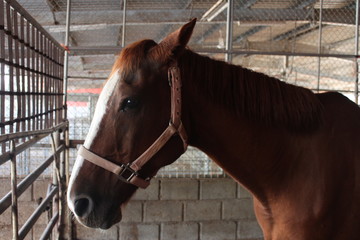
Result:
[78, 65, 188, 189]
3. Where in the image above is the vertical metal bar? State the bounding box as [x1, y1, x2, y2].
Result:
[54, 44, 57, 125]
[33, 27, 37, 130]
[49, 39, 52, 127]
[50, 39, 53, 127]
[59, 129, 66, 239]
[31, 25, 35, 130]
[50, 41, 53, 126]
[10, 140, 19, 240]
[6, 3, 14, 134]
[44, 36, 53, 127]
[59, 46, 62, 124]
[13, 10, 21, 137]
[36, 29, 40, 130]
[59, 46, 64, 123]
[56, 44, 59, 124]
[52, 42, 56, 125]
[50, 40, 53, 126]
[44, 35, 48, 129]
[48, 38, 51, 127]
[59, 46, 67, 124]
[50, 132, 61, 239]
[225, 0, 233, 63]
[46, 183, 54, 240]
[355, 0, 359, 104]
[47, 37, 50, 127]
[40, 33, 44, 129]
[26, 21, 31, 132]
[20, 17, 26, 135]
[0, 0, 5, 152]
[62, 0, 71, 121]
[316, 0, 324, 93]
[121, 0, 127, 48]
[64, 126, 69, 185]
[50, 40, 55, 127]
[64, 125, 72, 240]
[54, 43, 59, 125]
[47, 39, 50, 127]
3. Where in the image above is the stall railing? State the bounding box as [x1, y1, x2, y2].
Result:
[0, 0, 68, 239]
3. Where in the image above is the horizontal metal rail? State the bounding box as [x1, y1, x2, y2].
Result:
[0, 144, 65, 215]
[195, 48, 360, 59]
[0, 121, 68, 143]
[0, 91, 64, 96]
[0, 133, 48, 165]
[39, 212, 59, 240]
[69, 139, 84, 148]
[0, 56, 63, 72]
[18, 185, 58, 240]
[0, 108, 65, 129]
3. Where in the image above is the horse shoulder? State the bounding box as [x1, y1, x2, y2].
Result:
[315, 91, 360, 237]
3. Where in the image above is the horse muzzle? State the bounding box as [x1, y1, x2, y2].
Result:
[71, 193, 122, 229]
[68, 177, 123, 229]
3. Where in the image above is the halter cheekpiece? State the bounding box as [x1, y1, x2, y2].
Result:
[78, 65, 188, 189]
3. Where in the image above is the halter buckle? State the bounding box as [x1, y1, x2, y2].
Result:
[117, 163, 137, 182]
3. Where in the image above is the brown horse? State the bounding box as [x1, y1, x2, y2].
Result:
[67, 19, 360, 239]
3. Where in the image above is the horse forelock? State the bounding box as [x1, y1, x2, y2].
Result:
[179, 50, 324, 132]
[110, 39, 158, 80]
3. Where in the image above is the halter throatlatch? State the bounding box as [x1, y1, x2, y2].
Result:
[78, 65, 188, 189]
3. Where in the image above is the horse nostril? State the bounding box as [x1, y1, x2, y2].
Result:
[74, 196, 93, 218]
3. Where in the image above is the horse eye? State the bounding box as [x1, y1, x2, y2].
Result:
[120, 98, 139, 112]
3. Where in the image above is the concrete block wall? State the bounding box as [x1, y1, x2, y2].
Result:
[0, 177, 264, 240]
[75, 178, 264, 240]
[0, 177, 56, 240]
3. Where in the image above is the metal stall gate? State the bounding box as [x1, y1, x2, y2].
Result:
[0, 0, 68, 239]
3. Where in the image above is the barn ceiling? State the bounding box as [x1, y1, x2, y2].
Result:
[15, 0, 359, 93]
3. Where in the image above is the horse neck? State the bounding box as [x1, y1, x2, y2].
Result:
[179, 51, 306, 202]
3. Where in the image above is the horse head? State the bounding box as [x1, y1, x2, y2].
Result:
[67, 19, 196, 229]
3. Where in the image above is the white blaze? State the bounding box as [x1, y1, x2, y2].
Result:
[67, 71, 120, 211]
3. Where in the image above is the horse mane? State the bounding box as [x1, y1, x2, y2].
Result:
[113, 40, 323, 132]
[179, 50, 324, 132]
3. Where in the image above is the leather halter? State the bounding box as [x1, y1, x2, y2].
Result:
[78, 65, 188, 189]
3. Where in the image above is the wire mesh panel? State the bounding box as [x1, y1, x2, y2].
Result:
[229, 0, 359, 102]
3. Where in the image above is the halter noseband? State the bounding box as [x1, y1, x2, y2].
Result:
[78, 65, 188, 189]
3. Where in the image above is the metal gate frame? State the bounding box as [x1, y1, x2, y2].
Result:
[0, 0, 69, 239]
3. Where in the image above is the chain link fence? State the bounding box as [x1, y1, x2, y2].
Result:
[7, 0, 360, 178]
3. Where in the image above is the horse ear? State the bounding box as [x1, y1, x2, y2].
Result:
[150, 18, 196, 63]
